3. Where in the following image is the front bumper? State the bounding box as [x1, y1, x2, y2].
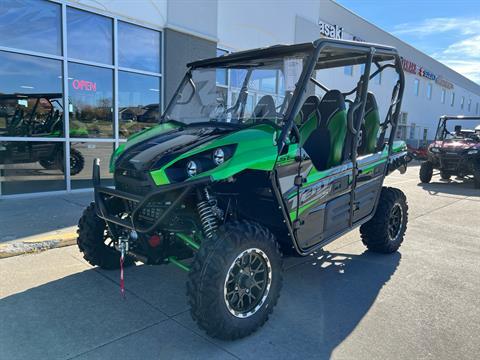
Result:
[431, 151, 477, 174]
[92, 159, 211, 233]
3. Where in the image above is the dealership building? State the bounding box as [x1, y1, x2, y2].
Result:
[1, 0, 480, 198]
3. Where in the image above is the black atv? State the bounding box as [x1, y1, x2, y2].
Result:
[420, 116, 480, 188]
[77, 38, 409, 340]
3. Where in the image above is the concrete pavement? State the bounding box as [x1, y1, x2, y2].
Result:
[1, 165, 479, 359]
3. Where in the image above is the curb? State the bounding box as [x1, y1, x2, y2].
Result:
[0, 227, 78, 259]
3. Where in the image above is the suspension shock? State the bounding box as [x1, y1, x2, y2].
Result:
[197, 188, 218, 238]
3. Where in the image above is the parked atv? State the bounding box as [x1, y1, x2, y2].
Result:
[77, 38, 409, 340]
[0, 141, 85, 176]
[0, 93, 86, 175]
[420, 116, 480, 188]
[406, 144, 428, 162]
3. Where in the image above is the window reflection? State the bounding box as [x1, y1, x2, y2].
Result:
[0, 0, 61, 55]
[70, 142, 113, 189]
[0, 140, 65, 195]
[68, 62, 113, 138]
[0, 51, 63, 137]
[118, 71, 161, 138]
[118, 21, 160, 73]
[67, 7, 113, 64]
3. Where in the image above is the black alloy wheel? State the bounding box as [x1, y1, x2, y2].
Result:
[224, 248, 272, 318]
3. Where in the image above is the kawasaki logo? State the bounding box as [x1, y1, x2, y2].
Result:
[318, 21, 343, 39]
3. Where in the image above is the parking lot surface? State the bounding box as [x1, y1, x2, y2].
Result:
[1, 165, 479, 359]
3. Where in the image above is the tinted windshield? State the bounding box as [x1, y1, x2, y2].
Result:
[163, 54, 310, 127]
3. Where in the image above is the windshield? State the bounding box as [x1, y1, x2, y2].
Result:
[436, 120, 480, 142]
[163, 54, 310, 127]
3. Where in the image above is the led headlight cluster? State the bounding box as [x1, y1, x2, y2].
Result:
[430, 147, 440, 153]
[185, 147, 230, 177]
[467, 149, 478, 155]
[164, 145, 237, 182]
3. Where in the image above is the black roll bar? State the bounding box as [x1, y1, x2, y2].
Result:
[92, 159, 212, 233]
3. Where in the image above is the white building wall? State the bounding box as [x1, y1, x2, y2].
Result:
[217, 0, 480, 141]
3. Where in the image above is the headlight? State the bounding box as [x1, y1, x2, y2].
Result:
[186, 160, 197, 177]
[430, 147, 440, 153]
[164, 144, 237, 182]
[213, 148, 225, 165]
[467, 149, 478, 155]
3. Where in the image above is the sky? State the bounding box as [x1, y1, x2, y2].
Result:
[336, 0, 480, 84]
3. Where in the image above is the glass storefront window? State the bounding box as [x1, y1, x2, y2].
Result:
[68, 62, 113, 138]
[70, 142, 113, 189]
[0, 51, 63, 137]
[118, 71, 161, 138]
[0, 5, 164, 197]
[0, 0, 61, 55]
[0, 140, 66, 195]
[118, 21, 160, 73]
[67, 7, 113, 65]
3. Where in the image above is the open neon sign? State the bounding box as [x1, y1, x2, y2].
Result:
[72, 79, 97, 92]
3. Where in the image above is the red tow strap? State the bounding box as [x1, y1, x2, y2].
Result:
[120, 255, 126, 299]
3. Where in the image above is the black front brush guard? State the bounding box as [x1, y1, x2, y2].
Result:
[92, 159, 211, 233]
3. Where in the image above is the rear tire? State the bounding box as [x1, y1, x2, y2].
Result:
[77, 202, 134, 269]
[360, 187, 408, 254]
[419, 161, 433, 183]
[187, 220, 283, 340]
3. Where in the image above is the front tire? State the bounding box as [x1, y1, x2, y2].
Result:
[360, 187, 408, 253]
[419, 161, 433, 183]
[77, 202, 134, 269]
[69, 148, 85, 176]
[187, 220, 283, 340]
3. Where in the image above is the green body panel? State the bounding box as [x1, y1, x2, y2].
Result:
[326, 109, 347, 168]
[150, 124, 279, 185]
[392, 140, 407, 152]
[363, 110, 380, 154]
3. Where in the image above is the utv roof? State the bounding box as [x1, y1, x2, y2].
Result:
[188, 38, 400, 69]
[440, 115, 480, 120]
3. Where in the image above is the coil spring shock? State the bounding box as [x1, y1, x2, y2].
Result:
[197, 188, 218, 238]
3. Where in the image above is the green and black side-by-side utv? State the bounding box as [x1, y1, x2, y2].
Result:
[77, 38, 409, 339]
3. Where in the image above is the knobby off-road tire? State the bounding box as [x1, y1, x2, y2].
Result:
[187, 220, 283, 340]
[69, 148, 85, 176]
[77, 202, 134, 269]
[419, 161, 433, 183]
[360, 187, 408, 254]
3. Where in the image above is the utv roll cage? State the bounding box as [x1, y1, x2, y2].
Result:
[93, 38, 405, 255]
[435, 116, 480, 140]
[174, 38, 404, 174]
